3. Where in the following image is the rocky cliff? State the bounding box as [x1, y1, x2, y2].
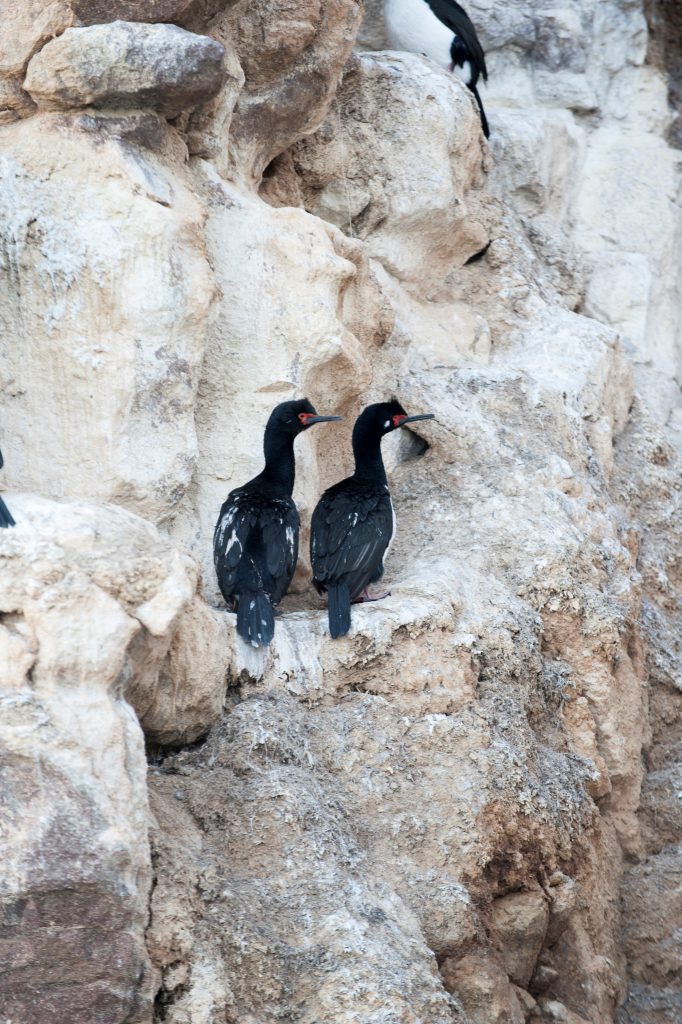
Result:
[0, 2, 680, 1023]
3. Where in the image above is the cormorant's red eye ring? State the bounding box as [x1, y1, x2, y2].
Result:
[392, 414, 407, 427]
[298, 412, 314, 424]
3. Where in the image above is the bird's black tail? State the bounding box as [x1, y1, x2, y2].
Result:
[327, 583, 351, 639]
[469, 83, 490, 139]
[236, 591, 274, 647]
[0, 495, 15, 528]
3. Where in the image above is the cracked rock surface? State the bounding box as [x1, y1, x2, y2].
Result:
[0, 0, 680, 1022]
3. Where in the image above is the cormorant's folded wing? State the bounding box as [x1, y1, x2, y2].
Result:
[214, 490, 298, 600]
[311, 490, 393, 595]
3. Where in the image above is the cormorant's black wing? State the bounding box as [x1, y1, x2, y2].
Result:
[0, 496, 14, 528]
[0, 449, 14, 527]
[425, 0, 487, 79]
[310, 487, 393, 600]
[214, 489, 298, 606]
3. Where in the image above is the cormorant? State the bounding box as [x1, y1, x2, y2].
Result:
[384, 0, 490, 138]
[0, 449, 15, 528]
[214, 399, 341, 648]
[310, 400, 434, 639]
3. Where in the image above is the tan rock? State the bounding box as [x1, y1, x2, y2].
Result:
[0, 0, 73, 77]
[538, 998, 592, 1024]
[513, 983, 538, 1020]
[209, 0, 364, 184]
[619, 847, 682, 990]
[68, 0, 228, 25]
[545, 872, 577, 946]
[441, 950, 526, 1024]
[490, 890, 550, 988]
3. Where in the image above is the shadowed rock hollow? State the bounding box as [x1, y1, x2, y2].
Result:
[0, 2, 680, 1023]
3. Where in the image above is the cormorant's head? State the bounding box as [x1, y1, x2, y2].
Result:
[355, 400, 435, 440]
[267, 399, 342, 436]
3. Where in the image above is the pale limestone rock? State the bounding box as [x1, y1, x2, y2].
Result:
[0, 114, 215, 523]
[0, 495, 228, 744]
[293, 52, 494, 288]
[0, 497, 155, 1022]
[489, 890, 550, 988]
[24, 21, 226, 117]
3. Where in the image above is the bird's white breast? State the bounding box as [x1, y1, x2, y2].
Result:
[384, 496, 397, 566]
[384, 0, 453, 70]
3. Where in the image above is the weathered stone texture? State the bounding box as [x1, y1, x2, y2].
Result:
[24, 22, 226, 117]
[0, 0, 680, 1022]
[0, 114, 214, 523]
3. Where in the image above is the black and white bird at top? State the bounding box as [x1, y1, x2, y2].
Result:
[384, 0, 490, 138]
[310, 400, 434, 639]
[214, 399, 341, 648]
[0, 449, 15, 528]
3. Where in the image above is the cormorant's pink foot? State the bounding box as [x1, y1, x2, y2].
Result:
[353, 588, 391, 604]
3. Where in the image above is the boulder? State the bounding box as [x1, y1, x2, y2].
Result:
[24, 21, 226, 117]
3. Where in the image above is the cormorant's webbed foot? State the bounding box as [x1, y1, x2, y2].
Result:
[353, 588, 391, 604]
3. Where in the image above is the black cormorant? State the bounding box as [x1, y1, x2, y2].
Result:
[310, 400, 434, 638]
[0, 449, 15, 528]
[214, 399, 341, 647]
[384, 0, 490, 138]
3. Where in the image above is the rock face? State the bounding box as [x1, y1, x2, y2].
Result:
[0, 113, 214, 523]
[0, 0, 680, 1023]
[0, 496, 228, 1023]
[24, 22, 227, 116]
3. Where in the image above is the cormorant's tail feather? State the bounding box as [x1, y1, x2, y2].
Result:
[236, 591, 274, 647]
[327, 583, 351, 639]
[0, 495, 15, 528]
[469, 83, 490, 139]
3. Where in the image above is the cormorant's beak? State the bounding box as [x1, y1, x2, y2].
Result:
[306, 415, 343, 425]
[399, 413, 435, 425]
